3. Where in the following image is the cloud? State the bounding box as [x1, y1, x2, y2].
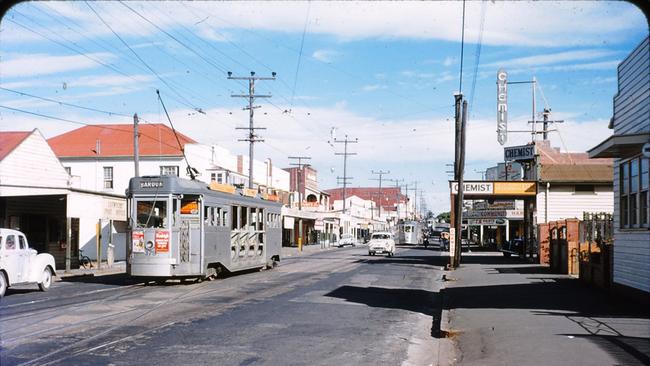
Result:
[443, 57, 455, 67]
[0, 53, 115, 78]
[312, 49, 339, 63]
[484, 49, 619, 68]
[69, 74, 155, 88]
[361, 84, 387, 92]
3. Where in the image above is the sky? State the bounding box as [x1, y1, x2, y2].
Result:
[0, 1, 647, 214]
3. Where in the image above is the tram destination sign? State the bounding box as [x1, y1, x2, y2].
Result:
[140, 180, 163, 188]
[496, 68, 508, 145]
[504, 144, 536, 162]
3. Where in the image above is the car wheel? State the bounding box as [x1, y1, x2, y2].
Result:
[0, 272, 7, 297]
[38, 267, 53, 292]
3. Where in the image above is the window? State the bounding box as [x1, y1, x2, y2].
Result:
[620, 156, 650, 229]
[136, 200, 167, 228]
[18, 236, 26, 249]
[5, 235, 16, 250]
[211, 173, 216, 182]
[103, 167, 113, 189]
[160, 166, 179, 176]
[574, 185, 595, 194]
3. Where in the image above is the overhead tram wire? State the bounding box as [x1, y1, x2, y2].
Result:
[291, 1, 311, 107]
[4, 18, 198, 112]
[0, 86, 152, 122]
[0, 104, 185, 153]
[156, 90, 198, 179]
[178, 4, 443, 115]
[84, 1, 201, 112]
[468, 0, 486, 116]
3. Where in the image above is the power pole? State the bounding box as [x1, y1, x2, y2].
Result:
[529, 108, 564, 140]
[387, 178, 404, 222]
[451, 92, 467, 269]
[371, 170, 390, 219]
[330, 134, 358, 213]
[133, 113, 140, 177]
[228, 71, 276, 189]
[289, 156, 311, 210]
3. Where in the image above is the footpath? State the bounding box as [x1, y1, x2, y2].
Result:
[56, 243, 341, 280]
[440, 252, 650, 366]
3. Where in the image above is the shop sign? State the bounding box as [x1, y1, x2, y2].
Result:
[494, 181, 536, 196]
[504, 144, 535, 161]
[496, 69, 508, 145]
[451, 182, 494, 195]
[284, 216, 295, 229]
[468, 218, 507, 225]
[155, 231, 170, 253]
[132, 231, 145, 253]
[102, 198, 126, 221]
[314, 218, 324, 230]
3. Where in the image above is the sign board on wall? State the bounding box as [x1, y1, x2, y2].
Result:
[102, 198, 126, 221]
[504, 144, 536, 162]
[496, 69, 508, 145]
[450, 182, 494, 195]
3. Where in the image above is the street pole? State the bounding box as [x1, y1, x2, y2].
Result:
[451, 92, 464, 269]
[229, 71, 276, 189]
[331, 135, 358, 213]
[133, 113, 140, 177]
[454, 99, 468, 268]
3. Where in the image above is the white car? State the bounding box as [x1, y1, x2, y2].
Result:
[0, 229, 56, 297]
[337, 233, 356, 247]
[368, 232, 396, 257]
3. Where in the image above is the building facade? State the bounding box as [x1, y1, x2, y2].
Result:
[589, 36, 650, 296]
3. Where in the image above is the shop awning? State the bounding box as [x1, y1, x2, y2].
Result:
[588, 132, 650, 159]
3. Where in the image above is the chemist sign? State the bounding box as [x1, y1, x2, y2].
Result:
[504, 144, 536, 162]
[496, 69, 508, 145]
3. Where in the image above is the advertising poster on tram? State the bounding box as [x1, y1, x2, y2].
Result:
[132, 231, 145, 253]
[155, 231, 170, 253]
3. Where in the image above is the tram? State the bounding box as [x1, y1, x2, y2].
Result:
[126, 175, 282, 280]
[396, 220, 423, 245]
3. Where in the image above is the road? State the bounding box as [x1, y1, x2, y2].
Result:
[0, 245, 453, 366]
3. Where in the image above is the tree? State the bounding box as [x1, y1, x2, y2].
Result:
[436, 211, 450, 223]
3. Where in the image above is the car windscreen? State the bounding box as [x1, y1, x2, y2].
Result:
[372, 234, 390, 239]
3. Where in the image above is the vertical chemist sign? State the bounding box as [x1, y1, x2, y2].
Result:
[496, 69, 508, 145]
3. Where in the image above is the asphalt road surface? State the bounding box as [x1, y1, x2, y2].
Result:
[0, 245, 452, 366]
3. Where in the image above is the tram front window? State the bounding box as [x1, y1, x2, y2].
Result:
[136, 200, 168, 228]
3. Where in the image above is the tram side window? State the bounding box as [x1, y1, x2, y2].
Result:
[221, 208, 228, 227]
[137, 200, 167, 228]
[240, 206, 248, 230]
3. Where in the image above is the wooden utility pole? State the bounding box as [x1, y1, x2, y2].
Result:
[331, 135, 358, 213]
[228, 71, 276, 189]
[371, 170, 390, 219]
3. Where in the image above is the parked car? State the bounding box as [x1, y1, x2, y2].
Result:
[501, 238, 524, 257]
[0, 229, 56, 297]
[337, 233, 356, 247]
[368, 232, 395, 257]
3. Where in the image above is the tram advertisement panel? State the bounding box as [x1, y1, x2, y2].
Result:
[155, 231, 170, 253]
[132, 231, 145, 253]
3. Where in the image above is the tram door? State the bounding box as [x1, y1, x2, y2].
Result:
[178, 196, 203, 274]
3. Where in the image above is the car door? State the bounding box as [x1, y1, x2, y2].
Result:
[18, 235, 33, 282]
[2, 234, 22, 284]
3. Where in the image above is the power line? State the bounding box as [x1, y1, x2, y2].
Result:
[469, 0, 486, 115]
[291, 1, 311, 107]
[85, 1, 201, 112]
[458, 0, 467, 94]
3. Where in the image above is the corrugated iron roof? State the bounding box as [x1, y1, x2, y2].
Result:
[540, 164, 613, 183]
[48, 124, 197, 158]
[0, 130, 32, 161]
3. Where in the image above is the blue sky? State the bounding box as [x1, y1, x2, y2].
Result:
[0, 1, 647, 213]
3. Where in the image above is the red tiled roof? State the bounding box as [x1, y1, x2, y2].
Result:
[48, 124, 197, 158]
[0, 131, 32, 161]
[324, 187, 407, 211]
